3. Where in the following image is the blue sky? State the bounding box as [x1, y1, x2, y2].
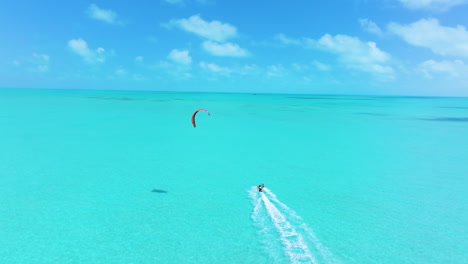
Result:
[2, 0, 468, 96]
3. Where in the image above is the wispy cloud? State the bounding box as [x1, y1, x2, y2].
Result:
[86, 4, 122, 25]
[147, 35, 158, 43]
[164, 0, 212, 5]
[418, 59, 467, 78]
[202, 41, 248, 57]
[135, 56, 144, 63]
[312, 60, 331, 71]
[164, 0, 184, 5]
[68, 38, 107, 63]
[115, 66, 126, 75]
[168, 49, 192, 64]
[199, 61, 231, 74]
[267, 64, 286, 77]
[359, 18, 383, 36]
[32, 53, 50, 72]
[274, 34, 315, 48]
[275, 34, 302, 45]
[166, 14, 237, 42]
[398, 0, 467, 11]
[12, 54, 51, 72]
[388, 18, 468, 58]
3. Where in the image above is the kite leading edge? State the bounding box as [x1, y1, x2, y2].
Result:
[191, 109, 210, 127]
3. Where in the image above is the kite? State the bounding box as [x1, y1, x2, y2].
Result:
[191, 109, 210, 127]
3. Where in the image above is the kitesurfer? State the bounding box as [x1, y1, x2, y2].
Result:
[258, 184, 264, 192]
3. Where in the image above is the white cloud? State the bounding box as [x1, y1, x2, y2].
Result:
[267, 64, 286, 77]
[132, 74, 145, 81]
[316, 34, 394, 74]
[87, 4, 121, 25]
[418, 59, 467, 78]
[168, 49, 192, 64]
[274, 33, 393, 76]
[199, 61, 231, 74]
[33, 53, 50, 63]
[32, 53, 50, 72]
[68, 38, 106, 63]
[398, 0, 467, 11]
[359, 19, 383, 36]
[275, 34, 302, 45]
[312, 60, 331, 71]
[135, 56, 144, 63]
[274, 34, 316, 48]
[202, 41, 248, 57]
[167, 14, 237, 42]
[147, 36, 158, 43]
[115, 67, 126, 75]
[388, 18, 468, 58]
[165, 0, 184, 4]
[164, 0, 211, 5]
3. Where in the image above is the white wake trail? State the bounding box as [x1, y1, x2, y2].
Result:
[261, 191, 317, 264]
[250, 187, 317, 264]
[263, 189, 340, 264]
[250, 187, 340, 264]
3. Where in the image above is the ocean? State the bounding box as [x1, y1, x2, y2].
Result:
[0, 88, 467, 264]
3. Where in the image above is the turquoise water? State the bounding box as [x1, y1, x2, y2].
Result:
[0, 88, 467, 264]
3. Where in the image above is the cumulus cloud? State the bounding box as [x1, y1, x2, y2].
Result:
[68, 38, 106, 63]
[86, 4, 123, 25]
[388, 18, 468, 58]
[168, 49, 192, 64]
[398, 0, 467, 11]
[418, 59, 467, 78]
[316, 34, 394, 74]
[274, 33, 393, 75]
[202, 41, 248, 57]
[87, 4, 122, 25]
[359, 19, 383, 36]
[166, 14, 237, 42]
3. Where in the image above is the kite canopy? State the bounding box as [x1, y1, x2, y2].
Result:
[191, 109, 210, 127]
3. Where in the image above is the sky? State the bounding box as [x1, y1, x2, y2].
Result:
[1, 0, 468, 96]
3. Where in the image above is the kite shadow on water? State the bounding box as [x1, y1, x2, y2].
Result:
[151, 189, 168, 194]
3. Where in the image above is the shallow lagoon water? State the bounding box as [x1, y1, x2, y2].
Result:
[0, 89, 467, 263]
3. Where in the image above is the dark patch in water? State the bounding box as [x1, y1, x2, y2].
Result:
[354, 112, 387, 116]
[288, 96, 373, 101]
[439, 106, 468, 110]
[151, 189, 168, 193]
[87, 96, 145, 101]
[86, 96, 183, 102]
[419, 117, 468, 122]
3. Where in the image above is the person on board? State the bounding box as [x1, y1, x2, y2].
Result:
[257, 184, 265, 192]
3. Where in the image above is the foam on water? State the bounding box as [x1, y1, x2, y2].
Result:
[250, 187, 340, 264]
